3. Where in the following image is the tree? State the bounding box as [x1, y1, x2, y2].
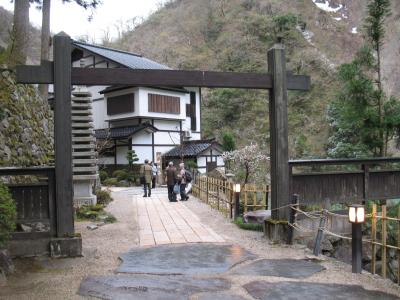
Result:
[221, 132, 235, 152]
[9, 0, 30, 68]
[363, 0, 392, 156]
[36, 0, 101, 99]
[126, 149, 139, 171]
[327, 0, 399, 158]
[222, 143, 269, 184]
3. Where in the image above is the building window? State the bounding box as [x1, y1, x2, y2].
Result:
[148, 93, 180, 114]
[107, 94, 134, 115]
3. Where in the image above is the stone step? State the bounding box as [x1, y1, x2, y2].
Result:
[72, 151, 96, 157]
[73, 159, 97, 165]
[72, 129, 94, 135]
[72, 116, 93, 122]
[73, 174, 98, 181]
[72, 96, 91, 102]
[72, 110, 91, 115]
[73, 166, 98, 172]
[72, 143, 95, 149]
[72, 103, 92, 109]
[72, 122, 93, 128]
[72, 137, 96, 142]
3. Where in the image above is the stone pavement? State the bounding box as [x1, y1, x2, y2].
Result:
[133, 190, 224, 246]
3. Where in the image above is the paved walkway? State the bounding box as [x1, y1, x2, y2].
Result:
[133, 190, 225, 246]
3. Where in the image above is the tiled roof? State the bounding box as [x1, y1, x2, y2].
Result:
[95, 124, 157, 140]
[72, 41, 170, 70]
[163, 140, 219, 157]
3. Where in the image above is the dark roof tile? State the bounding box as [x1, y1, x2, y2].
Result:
[95, 124, 157, 140]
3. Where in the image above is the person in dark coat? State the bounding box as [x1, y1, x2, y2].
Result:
[165, 161, 177, 202]
[140, 159, 153, 197]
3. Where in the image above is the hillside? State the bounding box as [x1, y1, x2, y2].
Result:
[111, 0, 400, 158]
[0, 6, 41, 65]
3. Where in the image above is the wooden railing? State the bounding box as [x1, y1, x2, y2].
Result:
[0, 167, 57, 240]
[289, 158, 400, 205]
[192, 176, 269, 218]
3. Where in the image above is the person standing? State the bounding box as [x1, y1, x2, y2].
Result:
[165, 161, 177, 202]
[178, 162, 189, 201]
[151, 162, 158, 189]
[140, 159, 152, 197]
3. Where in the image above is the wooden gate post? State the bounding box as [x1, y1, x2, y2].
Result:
[54, 32, 74, 237]
[268, 44, 290, 221]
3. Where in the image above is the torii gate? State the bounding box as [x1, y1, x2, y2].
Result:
[17, 32, 310, 239]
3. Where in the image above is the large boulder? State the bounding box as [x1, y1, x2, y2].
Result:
[243, 210, 271, 224]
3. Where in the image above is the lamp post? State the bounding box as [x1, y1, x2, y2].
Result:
[233, 184, 241, 220]
[348, 204, 365, 273]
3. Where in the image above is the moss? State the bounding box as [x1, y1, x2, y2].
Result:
[0, 71, 54, 167]
[0, 182, 16, 248]
[75, 205, 117, 223]
[233, 217, 263, 232]
[265, 219, 288, 225]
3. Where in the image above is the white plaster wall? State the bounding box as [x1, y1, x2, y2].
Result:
[153, 119, 181, 131]
[92, 99, 108, 129]
[132, 146, 153, 163]
[131, 130, 152, 144]
[116, 146, 129, 164]
[197, 156, 207, 170]
[154, 131, 180, 145]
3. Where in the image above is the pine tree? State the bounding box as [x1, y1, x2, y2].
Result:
[327, 0, 400, 158]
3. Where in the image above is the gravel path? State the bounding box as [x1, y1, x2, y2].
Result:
[0, 188, 399, 299]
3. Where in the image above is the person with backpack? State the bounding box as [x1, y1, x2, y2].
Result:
[177, 162, 189, 201]
[164, 161, 177, 202]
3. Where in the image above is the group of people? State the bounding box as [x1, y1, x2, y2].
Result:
[140, 160, 190, 202]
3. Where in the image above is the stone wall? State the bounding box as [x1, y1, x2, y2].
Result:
[0, 70, 53, 166]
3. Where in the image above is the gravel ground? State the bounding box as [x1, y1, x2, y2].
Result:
[0, 188, 399, 299]
[0, 189, 139, 300]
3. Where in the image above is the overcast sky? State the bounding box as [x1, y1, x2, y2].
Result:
[0, 0, 167, 42]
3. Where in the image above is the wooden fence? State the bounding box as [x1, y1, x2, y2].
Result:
[366, 203, 400, 283]
[0, 167, 57, 255]
[192, 176, 269, 218]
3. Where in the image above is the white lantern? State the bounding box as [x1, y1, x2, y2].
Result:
[233, 184, 241, 193]
[348, 204, 365, 224]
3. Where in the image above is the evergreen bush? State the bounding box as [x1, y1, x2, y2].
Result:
[112, 170, 128, 181]
[99, 170, 108, 182]
[0, 183, 17, 248]
[103, 178, 118, 186]
[95, 189, 113, 206]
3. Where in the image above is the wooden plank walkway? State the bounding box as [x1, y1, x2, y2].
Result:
[134, 193, 224, 247]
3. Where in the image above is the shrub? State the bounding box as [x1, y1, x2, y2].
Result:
[233, 217, 263, 232]
[96, 189, 113, 206]
[0, 183, 17, 248]
[103, 178, 118, 186]
[76, 204, 117, 223]
[99, 170, 108, 182]
[112, 170, 128, 181]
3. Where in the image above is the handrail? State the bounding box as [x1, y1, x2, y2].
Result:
[0, 166, 55, 176]
[289, 157, 400, 166]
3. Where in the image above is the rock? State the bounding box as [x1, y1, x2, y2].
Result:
[33, 222, 48, 232]
[0, 270, 6, 287]
[320, 238, 333, 252]
[20, 224, 32, 232]
[0, 250, 14, 275]
[243, 210, 271, 224]
[87, 225, 98, 230]
[332, 242, 352, 264]
[97, 222, 106, 227]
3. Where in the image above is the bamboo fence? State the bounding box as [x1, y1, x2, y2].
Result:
[192, 175, 269, 218]
[367, 203, 400, 284]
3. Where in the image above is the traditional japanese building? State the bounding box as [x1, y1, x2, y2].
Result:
[71, 41, 224, 173]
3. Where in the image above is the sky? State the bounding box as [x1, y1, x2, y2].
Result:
[0, 0, 167, 42]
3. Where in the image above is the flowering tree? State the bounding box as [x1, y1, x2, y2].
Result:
[222, 143, 269, 184]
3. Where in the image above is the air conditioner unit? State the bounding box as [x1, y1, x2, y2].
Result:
[183, 130, 192, 139]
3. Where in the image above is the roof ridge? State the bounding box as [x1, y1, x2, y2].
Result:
[72, 40, 143, 58]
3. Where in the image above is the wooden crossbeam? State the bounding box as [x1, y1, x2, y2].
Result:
[16, 62, 310, 91]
